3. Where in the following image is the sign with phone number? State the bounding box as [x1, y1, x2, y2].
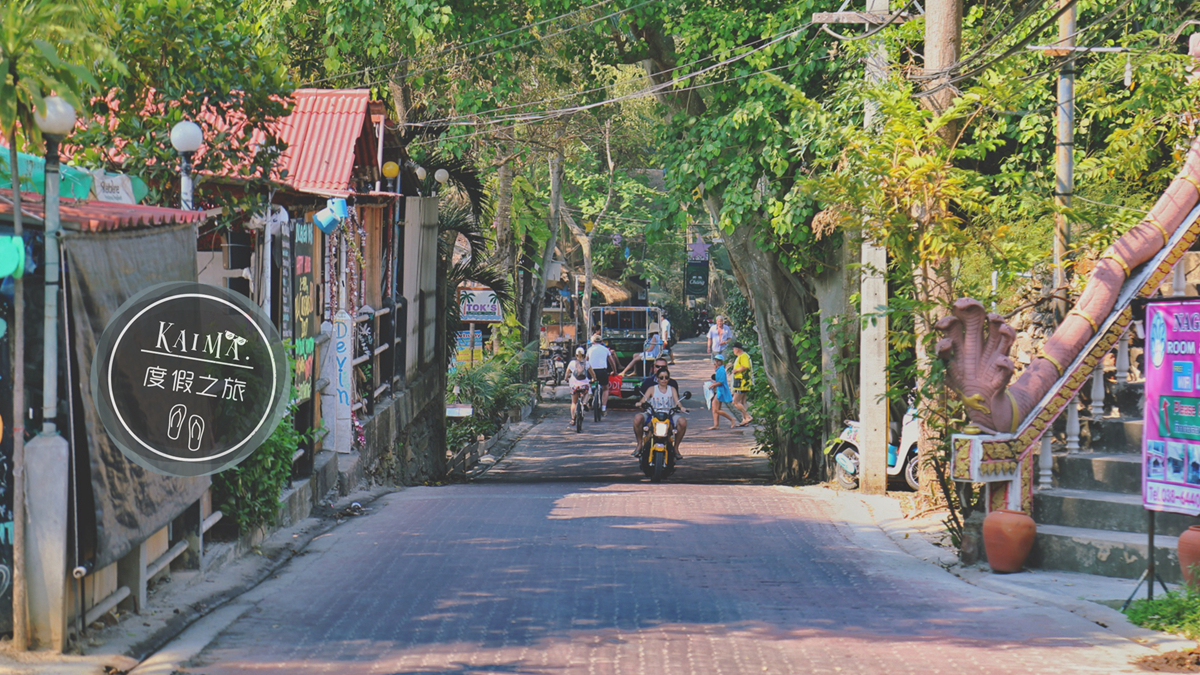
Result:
[1143, 299, 1200, 516]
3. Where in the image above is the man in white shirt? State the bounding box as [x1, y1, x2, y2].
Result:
[586, 333, 619, 413]
[707, 315, 734, 357]
[661, 315, 674, 364]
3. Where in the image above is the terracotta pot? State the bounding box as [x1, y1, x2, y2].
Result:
[982, 509, 1036, 573]
[1178, 526, 1200, 588]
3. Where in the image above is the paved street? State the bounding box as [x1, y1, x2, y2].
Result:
[164, 342, 1156, 674]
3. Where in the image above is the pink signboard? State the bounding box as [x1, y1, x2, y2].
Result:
[1143, 299, 1200, 515]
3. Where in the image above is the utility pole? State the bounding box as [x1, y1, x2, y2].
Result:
[1052, 0, 1076, 322]
[814, 0, 900, 494]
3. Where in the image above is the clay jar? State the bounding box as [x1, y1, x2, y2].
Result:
[1178, 526, 1200, 588]
[982, 509, 1037, 573]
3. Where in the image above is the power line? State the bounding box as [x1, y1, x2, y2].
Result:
[353, 0, 661, 90]
[304, 0, 624, 86]
[406, 60, 805, 148]
[407, 23, 814, 134]
[398, 24, 806, 129]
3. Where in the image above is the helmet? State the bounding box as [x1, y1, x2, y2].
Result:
[575, 347, 585, 356]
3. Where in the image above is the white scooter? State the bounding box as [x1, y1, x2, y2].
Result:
[827, 407, 920, 491]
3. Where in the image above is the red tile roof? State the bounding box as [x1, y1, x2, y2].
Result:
[0, 190, 209, 232]
[274, 89, 378, 196]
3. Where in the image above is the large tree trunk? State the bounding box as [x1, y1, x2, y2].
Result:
[519, 148, 563, 353]
[635, 24, 826, 482]
[713, 200, 823, 482]
[561, 209, 593, 335]
[493, 155, 515, 273]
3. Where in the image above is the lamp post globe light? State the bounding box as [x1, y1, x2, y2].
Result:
[415, 165, 427, 181]
[33, 94, 77, 436]
[434, 168, 449, 184]
[382, 161, 399, 193]
[170, 121, 203, 210]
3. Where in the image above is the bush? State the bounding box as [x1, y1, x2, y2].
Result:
[212, 400, 316, 534]
[1126, 589, 1200, 639]
[446, 347, 536, 450]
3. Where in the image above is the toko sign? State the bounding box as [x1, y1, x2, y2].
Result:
[1143, 299, 1200, 516]
[458, 286, 502, 323]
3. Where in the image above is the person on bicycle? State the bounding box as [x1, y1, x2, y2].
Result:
[586, 333, 618, 415]
[566, 347, 595, 427]
[633, 366, 687, 461]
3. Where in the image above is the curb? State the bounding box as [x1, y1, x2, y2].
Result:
[89, 485, 398, 671]
[797, 485, 1194, 654]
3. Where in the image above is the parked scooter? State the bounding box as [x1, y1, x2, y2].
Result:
[827, 406, 920, 491]
[636, 392, 691, 483]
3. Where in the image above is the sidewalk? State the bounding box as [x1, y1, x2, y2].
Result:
[793, 484, 1198, 654]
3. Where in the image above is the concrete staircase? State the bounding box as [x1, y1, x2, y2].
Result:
[1029, 382, 1198, 583]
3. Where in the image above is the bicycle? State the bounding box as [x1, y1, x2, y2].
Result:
[572, 384, 587, 433]
[590, 377, 604, 423]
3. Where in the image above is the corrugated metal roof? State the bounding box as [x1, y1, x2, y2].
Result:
[0, 190, 209, 232]
[275, 89, 376, 196]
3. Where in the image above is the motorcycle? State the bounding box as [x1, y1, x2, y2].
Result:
[827, 406, 920, 491]
[537, 344, 566, 386]
[636, 391, 691, 484]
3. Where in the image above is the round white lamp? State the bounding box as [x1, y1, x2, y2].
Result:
[170, 120, 203, 154]
[415, 166, 427, 181]
[434, 168, 449, 184]
[34, 96, 77, 137]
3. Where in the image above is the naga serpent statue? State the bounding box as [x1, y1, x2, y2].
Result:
[937, 137, 1200, 434]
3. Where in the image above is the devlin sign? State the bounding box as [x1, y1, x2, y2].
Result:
[91, 282, 291, 477]
[1143, 298, 1200, 516]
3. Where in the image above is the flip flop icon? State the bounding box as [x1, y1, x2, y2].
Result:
[188, 415, 205, 452]
[168, 405, 187, 440]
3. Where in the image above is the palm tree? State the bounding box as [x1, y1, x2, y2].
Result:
[0, 0, 113, 648]
[440, 200, 512, 367]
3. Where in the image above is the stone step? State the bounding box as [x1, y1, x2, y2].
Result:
[1029, 522, 1183, 584]
[1035, 487, 1200, 537]
[1084, 418, 1143, 454]
[1053, 453, 1142, 495]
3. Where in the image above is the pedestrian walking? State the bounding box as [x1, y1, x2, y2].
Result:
[730, 342, 753, 426]
[661, 314, 675, 364]
[706, 314, 734, 357]
[706, 354, 738, 429]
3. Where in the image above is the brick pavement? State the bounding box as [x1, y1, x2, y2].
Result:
[168, 340, 1158, 674]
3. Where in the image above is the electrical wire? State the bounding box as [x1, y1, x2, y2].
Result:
[406, 60, 804, 147]
[398, 23, 806, 129]
[350, 0, 661, 90]
[304, 0, 624, 86]
[406, 24, 813, 135]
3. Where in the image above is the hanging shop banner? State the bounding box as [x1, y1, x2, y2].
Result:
[91, 282, 291, 477]
[1143, 298, 1200, 516]
[292, 218, 317, 402]
[685, 260, 709, 297]
[459, 286, 503, 323]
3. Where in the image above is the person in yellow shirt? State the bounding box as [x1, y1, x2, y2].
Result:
[730, 342, 753, 426]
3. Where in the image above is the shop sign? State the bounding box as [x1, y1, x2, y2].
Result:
[91, 282, 291, 477]
[1144, 298, 1200, 515]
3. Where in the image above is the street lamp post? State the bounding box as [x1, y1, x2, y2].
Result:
[170, 121, 203, 210]
[26, 94, 76, 651]
[434, 168, 449, 197]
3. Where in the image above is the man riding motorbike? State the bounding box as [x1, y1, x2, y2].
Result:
[630, 360, 687, 460]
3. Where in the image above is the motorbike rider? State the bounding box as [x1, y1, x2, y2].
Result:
[632, 365, 687, 460]
[565, 347, 595, 427]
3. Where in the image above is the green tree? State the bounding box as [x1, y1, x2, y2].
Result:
[71, 0, 293, 223]
[0, 0, 115, 648]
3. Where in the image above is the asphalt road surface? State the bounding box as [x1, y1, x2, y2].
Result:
[166, 339, 1151, 674]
